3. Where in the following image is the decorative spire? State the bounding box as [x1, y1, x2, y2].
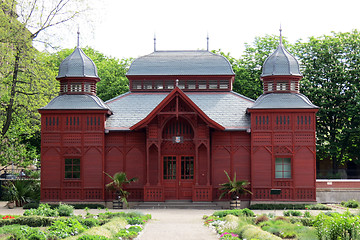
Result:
[154, 33, 156, 52]
[279, 24, 283, 45]
[207, 33, 209, 51]
[77, 26, 80, 48]
[176, 79, 179, 87]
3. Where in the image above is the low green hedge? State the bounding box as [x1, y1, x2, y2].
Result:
[0, 216, 60, 227]
[250, 204, 307, 210]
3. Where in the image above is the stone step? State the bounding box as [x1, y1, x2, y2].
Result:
[133, 201, 222, 209]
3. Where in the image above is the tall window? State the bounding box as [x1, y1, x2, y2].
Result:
[275, 157, 291, 178]
[65, 158, 80, 179]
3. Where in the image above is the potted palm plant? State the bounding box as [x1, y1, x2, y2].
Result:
[104, 171, 138, 209]
[219, 170, 252, 209]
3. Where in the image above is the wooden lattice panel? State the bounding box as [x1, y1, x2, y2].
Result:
[253, 115, 271, 131]
[274, 146, 292, 155]
[295, 188, 315, 200]
[84, 134, 102, 146]
[295, 133, 314, 145]
[84, 189, 102, 200]
[85, 116, 102, 131]
[42, 189, 60, 200]
[253, 188, 270, 200]
[42, 134, 61, 146]
[253, 133, 271, 145]
[64, 189, 82, 199]
[63, 134, 81, 146]
[148, 124, 158, 139]
[63, 181, 81, 188]
[274, 133, 292, 146]
[193, 186, 212, 201]
[64, 115, 81, 131]
[144, 186, 164, 201]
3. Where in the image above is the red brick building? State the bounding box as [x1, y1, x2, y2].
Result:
[39, 37, 318, 203]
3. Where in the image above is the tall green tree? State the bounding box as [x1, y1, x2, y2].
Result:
[0, 0, 84, 166]
[296, 30, 360, 171]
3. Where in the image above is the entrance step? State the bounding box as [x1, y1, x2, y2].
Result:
[133, 200, 222, 209]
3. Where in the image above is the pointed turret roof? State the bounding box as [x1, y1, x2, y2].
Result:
[56, 47, 99, 79]
[261, 32, 302, 77]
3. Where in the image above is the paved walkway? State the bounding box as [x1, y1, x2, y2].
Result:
[137, 209, 218, 240]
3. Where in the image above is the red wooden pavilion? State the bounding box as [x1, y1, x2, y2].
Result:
[39, 37, 318, 204]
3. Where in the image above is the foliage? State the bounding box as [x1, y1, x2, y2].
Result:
[23, 202, 39, 209]
[77, 235, 110, 240]
[213, 208, 254, 218]
[314, 211, 360, 240]
[305, 203, 332, 210]
[7, 225, 48, 240]
[255, 214, 269, 225]
[57, 203, 74, 216]
[2, 180, 38, 206]
[23, 203, 59, 217]
[104, 171, 138, 207]
[0, 216, 56, 227]
[0, 0, 85, 167]
[114, 229, 138, 239]
[283, 210, 302, 217]
[219, 170, 252, 200]
[341, 199, 359, 208]
[296, 30, 360, 170]
[48, 218, 86, 239]
[250, 203, 307, 210]
[304, 211, 311, 218]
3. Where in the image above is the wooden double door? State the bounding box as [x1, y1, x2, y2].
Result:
[163, 155, 194, 199]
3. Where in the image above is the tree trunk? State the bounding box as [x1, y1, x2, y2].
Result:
[1, 50, 20, 136]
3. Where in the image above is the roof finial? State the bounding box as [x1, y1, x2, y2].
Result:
[154, 33, 156, 52]
[77, 26, 80, 48]
[176, 79, 179, 87]
[279, 24, 283, 45]
[207, 33, 209, 51]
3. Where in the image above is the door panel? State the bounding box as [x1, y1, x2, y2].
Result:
[163, 155, 194, 199]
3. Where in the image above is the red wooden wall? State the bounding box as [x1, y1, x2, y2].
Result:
[250, 110, 317, 202]
[40, 111, 107, 202]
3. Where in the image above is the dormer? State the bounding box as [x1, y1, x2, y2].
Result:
[56, 47, 100, 95]
[261, 34, 302, 94]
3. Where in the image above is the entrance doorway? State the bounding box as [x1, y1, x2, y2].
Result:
[163, 155, 194, 199]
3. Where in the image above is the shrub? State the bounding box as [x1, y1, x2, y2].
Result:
[8, 226, 48, 240]
[48, 218, 86, 239]
[23, 204, 59, 217]
[57, 203, 74, 216]
[283, 210, 302, 217]
[254, 214, 269, 225]
[23, 202, 39, 209]
[213, 208, 254, 218]
[305, 203, 332, 210]
[241, 224, 282, 240]
[115, 229, 138, 239]
[274, 216, 289, 222]
[304, 211, 311, 218]
[78, 217, 102, 228]
[314, 211, 360, 240]
[341, 199, 359, 208]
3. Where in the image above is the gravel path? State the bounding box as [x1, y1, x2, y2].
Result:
[137, 209, 218, 240]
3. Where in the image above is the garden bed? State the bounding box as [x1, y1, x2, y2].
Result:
[0, 204, 151, 240]
[204, 208, 360, 239]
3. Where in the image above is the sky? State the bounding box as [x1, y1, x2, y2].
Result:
[58, 0, 360, 60]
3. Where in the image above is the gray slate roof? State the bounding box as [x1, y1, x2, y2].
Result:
[261, 43, 302, 77]
[40, 94, 110, 110]
[126, 51, 234, 76]
[57, 47, 99, 79]
[105, 91, 254, 131]
[250, 93, 318, 109]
